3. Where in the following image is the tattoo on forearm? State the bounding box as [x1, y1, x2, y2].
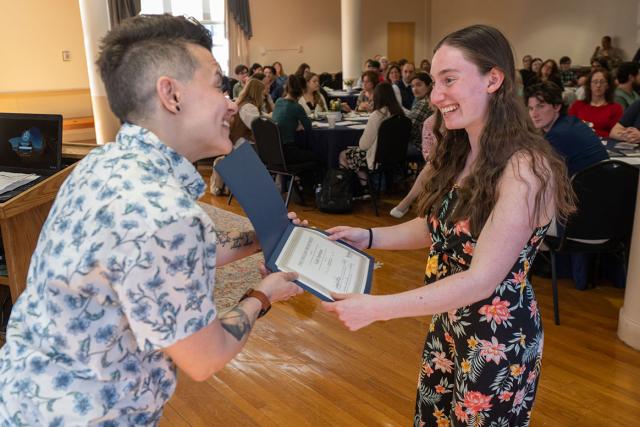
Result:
[220, 305, 254, 342]
[216, 230, 255, 249]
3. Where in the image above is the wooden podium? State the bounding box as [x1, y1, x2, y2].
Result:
[0, 166, 74, 302]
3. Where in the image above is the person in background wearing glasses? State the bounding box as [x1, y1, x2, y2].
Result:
[568, 69, 622, 138]
[0, 15, 304, 425]
[232, 63, 250, 99]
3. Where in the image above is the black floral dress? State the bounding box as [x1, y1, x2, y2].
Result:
[415, 187, 548, 427]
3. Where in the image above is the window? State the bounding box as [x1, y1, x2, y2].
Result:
[140, 0, 229, 75]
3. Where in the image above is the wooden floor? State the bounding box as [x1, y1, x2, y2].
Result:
[160, 185, 640, 427]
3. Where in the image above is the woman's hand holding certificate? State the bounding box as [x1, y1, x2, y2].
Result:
[325, 226, 372, 250]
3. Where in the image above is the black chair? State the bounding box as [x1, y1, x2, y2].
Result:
[366, 114, 412, 216]
[537, 159, 638, 325]
[249, 117, 320, 207]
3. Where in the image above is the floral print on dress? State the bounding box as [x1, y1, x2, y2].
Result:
[0, 124, 218, 426]
[415, 187, 548, 427]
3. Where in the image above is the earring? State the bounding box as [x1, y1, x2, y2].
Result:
[176, 104, 181, 112]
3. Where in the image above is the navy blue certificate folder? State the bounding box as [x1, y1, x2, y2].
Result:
[214, 143, 373, 301]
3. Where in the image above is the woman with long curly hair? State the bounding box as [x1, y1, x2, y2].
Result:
[323, 25, 575, 425]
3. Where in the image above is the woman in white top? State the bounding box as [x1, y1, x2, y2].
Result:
[339, 82, 405, 192]
[386, 64, 404, 110]
[211, 78, 269, 195]
[298, 72, 328, 115]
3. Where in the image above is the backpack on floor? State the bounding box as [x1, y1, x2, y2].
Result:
[315, 169, 354, 213]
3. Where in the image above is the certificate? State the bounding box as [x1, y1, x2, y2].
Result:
[214, 143, 374, 301]
[274, 227, 370, 300]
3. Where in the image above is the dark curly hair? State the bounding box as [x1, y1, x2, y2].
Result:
[96, 14, 212, 122]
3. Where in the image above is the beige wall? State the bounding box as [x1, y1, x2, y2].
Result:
[248, 0, 342, 74]
[248, 0, 430, 74]
[429, 0, 639, 67]
[0, 0, 90, 92]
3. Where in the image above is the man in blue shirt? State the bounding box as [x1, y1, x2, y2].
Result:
[525, 81, 609, 177]
[0, 14, 303, 426]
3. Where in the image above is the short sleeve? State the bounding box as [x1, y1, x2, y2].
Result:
[116, 216, 217, 350]
[619, 100, 640, 128]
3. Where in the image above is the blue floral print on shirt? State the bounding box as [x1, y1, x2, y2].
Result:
[0, 123, 218, 426]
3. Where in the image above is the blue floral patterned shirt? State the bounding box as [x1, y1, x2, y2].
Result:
[0, 123, 218, 426]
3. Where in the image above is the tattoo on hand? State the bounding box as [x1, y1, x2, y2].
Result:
[220, 305, 254, 341]
[216, 230, 255, 249]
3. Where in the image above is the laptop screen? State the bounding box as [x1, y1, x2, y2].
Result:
[0, 112, 62, 175]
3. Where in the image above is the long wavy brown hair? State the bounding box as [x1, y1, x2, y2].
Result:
[417, 25, 575, 237]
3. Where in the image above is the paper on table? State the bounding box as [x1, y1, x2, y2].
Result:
[334, 121, 354, 126]
[618, 157, 640, 165]
[347, 124, 367, 130]
[312, 122, 330, 128]
[0, 172, 40, 195]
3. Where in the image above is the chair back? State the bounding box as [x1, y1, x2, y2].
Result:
[251, 116, 287, 171]
[564, 159, 638, 244]
[373, 114, 412, 171]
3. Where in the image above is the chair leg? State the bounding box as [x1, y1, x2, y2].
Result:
[550, 250, 560, 325]
[227, 193, 233, 205]
[293, 175, 306, 206]
[592, 253, 601, 288]
[367, 175, 379, 216]
[284, 174, 295, 208]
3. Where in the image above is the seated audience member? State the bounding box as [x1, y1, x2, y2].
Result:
[568, 69, 623, 138]
[220, 73, 232, 96]
[299, 72, 328, 115]
[559, 56, 577, 87]
[0, 15, 304, 426]
[356, 59, 383, 87]
[263, 65, 283, 101]
[390, 112, 442, 218]
[272, 75, 317, 164]
[273, 61, 288, 86]
[591, 57, 609, 73]
[294, 62, 311, 77]
[249, 62, 263, 76]
[527, 82, 609, 177]
[386, 64, 404, 107]
[247, 73, 275, 113]
[396, 62, 416, 109]
[610, 99, 640, 143]
[592, 35, 623, 71]
[230, 79, 269, 146]
[614, 62, 640, 110]
[537, 59, 564, 89]
[212, 78, 271, 195]
[574, 70, 590, 101]
[406, 72, 433, 157]
[356, 70, 379, 112]
[339, 82, 405, 195]
[419, 58, 431, 73]
[232, 64, 249, 99]
[531, 57, 543, 75]
[379, 56, 389, 75]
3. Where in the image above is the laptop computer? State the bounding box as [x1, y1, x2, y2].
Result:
[0, 112, 63, 202]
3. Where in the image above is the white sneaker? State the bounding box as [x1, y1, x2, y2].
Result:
[390, 206, 409, 218]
